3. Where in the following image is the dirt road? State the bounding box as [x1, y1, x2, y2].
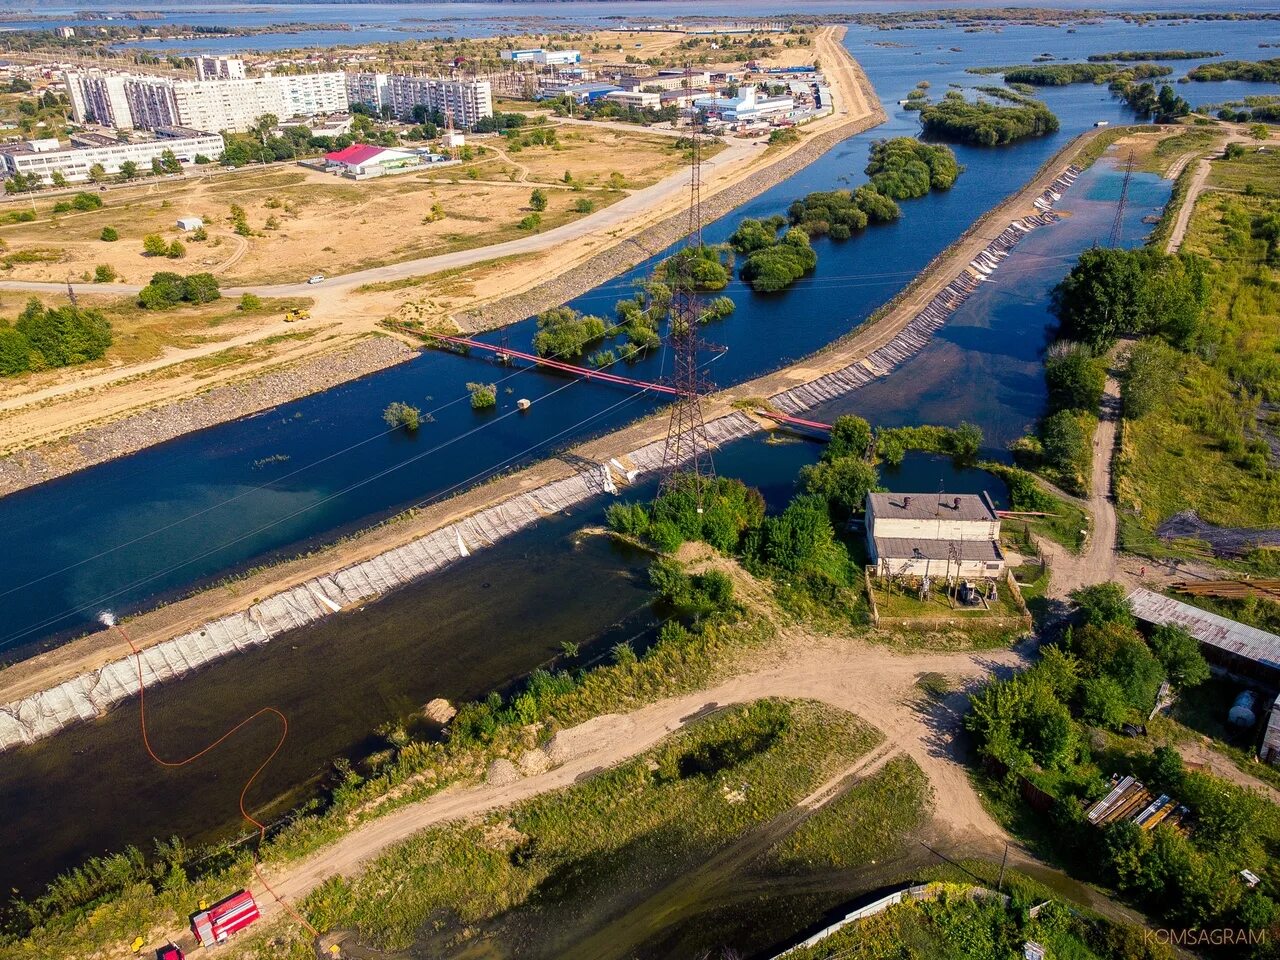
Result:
[152, 634, 1027, 955]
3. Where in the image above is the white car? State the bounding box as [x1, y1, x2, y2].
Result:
[307, 274, 325, 285]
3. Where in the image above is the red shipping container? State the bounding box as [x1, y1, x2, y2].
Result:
[190, 890, 260, 947]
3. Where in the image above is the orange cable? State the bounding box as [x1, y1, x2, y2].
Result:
[116, 622, 320, 941]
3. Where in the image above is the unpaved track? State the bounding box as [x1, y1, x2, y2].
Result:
[146, 636, 1025, 955]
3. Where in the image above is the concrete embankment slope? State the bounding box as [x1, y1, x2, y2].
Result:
[0, 136, 1096, 750]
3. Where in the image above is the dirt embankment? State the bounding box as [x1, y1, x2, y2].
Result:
[0, 336, 415, 497]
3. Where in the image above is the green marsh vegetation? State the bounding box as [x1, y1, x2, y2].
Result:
[1187, 57, 1280, 82]
[967, 61, 1172, 86]
[1106, 153, 1280, 564]
[782, 885, 1173, 960]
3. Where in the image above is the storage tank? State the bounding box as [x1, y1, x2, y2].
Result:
[1229, 690, 1258, 728]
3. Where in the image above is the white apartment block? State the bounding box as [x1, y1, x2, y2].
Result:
[64, 67, 347, 134]
[0, 128, 225, 184]
[64, 70, 134, 129]
[345, 71, 390, 114]
[195, 56, 247, 81]
[383, 75, 493, 128]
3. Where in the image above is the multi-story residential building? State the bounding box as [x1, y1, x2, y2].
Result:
[195, 56, 247, 81]
[345, 71, 390, 114]
[64, 70, 133, 129]
[382, 75, 492, 127]
[64, 67, 347, 133]
[0, 127, 225, 184]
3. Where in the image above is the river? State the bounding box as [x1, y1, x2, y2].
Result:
[0, 17, 1241, 658]
[0, 12, 1251, 903]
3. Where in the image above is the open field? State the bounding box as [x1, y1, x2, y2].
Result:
[0, 125, 691, 287]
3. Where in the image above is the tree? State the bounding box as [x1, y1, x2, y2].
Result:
[14, 300, 112, 367]
[166, 240, 185, 259]
[824, 415, 873, 461]
[467, 382, 497, 410]
[151, 157, 164, 176]
[50, 170, 67, 188]
[764, 494, 842, 575]
[142, 234, 168, 256]
[0, 326, 31, 375]
[160, 148, 182, 174]
[529, 188, 548, 212]
[253, 113, 279, 147]
[801, 456, 878, 516]
[1121, 339, 1178, 419]
[1149, 624, 1209, 687]
[100, 226, 119, 242]
[88, 163, 106, 183]
[117, 160, 138, 182]
[237, 293, 262, 311]
[573, 198, 594, 214]
[1080, 675, 1129, 729]
[181, 273, 220, 304]
[517, 213, 541, 231]
[1039, 409, 1088, 484]
[383, 401, 423, 431]
[93, 264, 116, 283]
[1044, 344, 1105, 413]
[1070, 582, 1134, 628]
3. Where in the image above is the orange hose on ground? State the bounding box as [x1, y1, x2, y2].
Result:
[116, 622, 319, 941]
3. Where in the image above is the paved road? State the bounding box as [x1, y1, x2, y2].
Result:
[0, 136, 758, 303]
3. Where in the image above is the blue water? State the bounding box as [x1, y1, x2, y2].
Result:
[0, 17, 1255, 658]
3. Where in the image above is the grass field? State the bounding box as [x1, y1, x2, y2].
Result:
[1207, 143, 1280, 196]
[768, 755, 932, 873]
[0, 125, 689, 286]
[1115, 181, 1280, 538]
[298, 699, 881, 953]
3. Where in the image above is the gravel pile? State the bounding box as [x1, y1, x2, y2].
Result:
[0, 336, 417, 499]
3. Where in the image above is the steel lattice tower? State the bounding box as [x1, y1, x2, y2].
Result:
[1109, 150, 1135, 248]
[657, 65, 716, 501]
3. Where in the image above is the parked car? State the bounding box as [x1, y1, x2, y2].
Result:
[307, 274, 325, 284]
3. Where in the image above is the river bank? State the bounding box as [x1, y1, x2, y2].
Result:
[0, 126, 1106, 752]
[0, 27, 878, 486]
[0, 336, 416, 498]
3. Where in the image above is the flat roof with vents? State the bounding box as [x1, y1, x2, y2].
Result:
[867, 491, 998, 523]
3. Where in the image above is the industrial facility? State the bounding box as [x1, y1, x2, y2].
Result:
[865, 491, 1006, 580]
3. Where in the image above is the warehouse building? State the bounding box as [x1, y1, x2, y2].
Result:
[693, 85, 795, 123]
[865, 491, 1005, 580]
[501, 48, 581, 66]
[0, 127, 224, 183]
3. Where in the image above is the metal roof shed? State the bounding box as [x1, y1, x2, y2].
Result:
[1127, 588, 1280, 685]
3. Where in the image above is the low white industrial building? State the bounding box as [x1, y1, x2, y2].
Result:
[604, 90, 662, 110]
[0, 127, 224, 184]
[501, 48, 581, 66]
[865, 491, 1005, 579]
[693, 85, 795, 123]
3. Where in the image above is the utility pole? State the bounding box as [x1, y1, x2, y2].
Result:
[1108, 149, 1134, 248]
[657, 62, 717, 504]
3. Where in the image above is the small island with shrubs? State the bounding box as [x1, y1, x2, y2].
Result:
[919, 91, 1060, 146]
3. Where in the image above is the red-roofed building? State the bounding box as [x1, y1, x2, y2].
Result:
[323, 142, 423, 179]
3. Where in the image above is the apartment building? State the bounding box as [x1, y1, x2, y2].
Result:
[345, 71, 390, 114]
[381, 75, 493, 127]
[0, 127, 225, 183]
[64, 70, 133, 129]
[195, 56, 247, 81]
[64, 65, 347, 134]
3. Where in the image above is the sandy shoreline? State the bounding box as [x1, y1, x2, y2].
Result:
[0, 125, 1111, 726]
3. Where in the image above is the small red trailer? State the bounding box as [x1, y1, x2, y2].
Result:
[190, 890, 260, 947]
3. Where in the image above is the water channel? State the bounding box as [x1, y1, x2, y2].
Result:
[1, 13, 1254, 916]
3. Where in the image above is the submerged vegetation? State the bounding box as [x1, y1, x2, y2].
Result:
[919, 92, 1059, 146]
